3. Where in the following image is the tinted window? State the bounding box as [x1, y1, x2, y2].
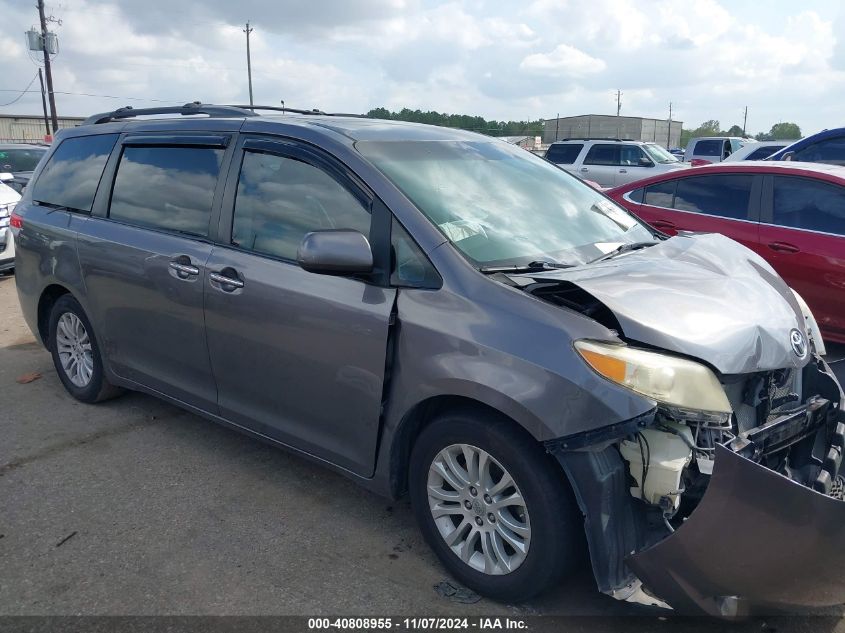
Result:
[584, 144, 619, 166]
[644, 180, 677, 207]
[693, 139, 722, 157]
[545, 144, 582, 164]
[746, 146, 783, 160]
[793, 136, 845, 166]
[772, 177, 845, 236]
[619, 145, 646, 166]
[627, 188, 644, 203]
[109, 145, 223, 237]
[391, 218, 440, 287]
[32, 134, 118, 212]
[674, 175, 753, 219]
[0, 147, 47, 172]
[232, 151, 371, 261]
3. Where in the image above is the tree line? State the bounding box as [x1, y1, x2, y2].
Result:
[367, 107, 803, 147]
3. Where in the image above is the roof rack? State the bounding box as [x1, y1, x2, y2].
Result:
[83, 101, 367, 125]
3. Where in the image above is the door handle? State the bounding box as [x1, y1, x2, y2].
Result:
[580, 167, 589, 172]
[619, 169, 627, 174]
[768, 241, 800, 254]
[209, 271, 245, 290]
[651, 219, 676, 229]
[169, 259, 200, 278]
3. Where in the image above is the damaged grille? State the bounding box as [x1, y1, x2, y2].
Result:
[723, 368, 803, 434]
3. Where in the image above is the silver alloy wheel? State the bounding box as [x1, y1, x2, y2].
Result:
[55, 312, 94, 388]
[427, 443, 531, 575]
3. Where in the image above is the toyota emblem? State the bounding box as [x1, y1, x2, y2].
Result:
[789, 328, 807, 359]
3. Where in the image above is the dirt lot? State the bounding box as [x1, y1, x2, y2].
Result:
[0, 272, 843, 629]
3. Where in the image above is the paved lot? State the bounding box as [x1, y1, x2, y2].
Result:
[0, 272, 843, 629]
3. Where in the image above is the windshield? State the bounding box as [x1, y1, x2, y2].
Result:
[643, 143, 679, 164]
[357, 140, 654, 267]
[0, 147, 47, 172]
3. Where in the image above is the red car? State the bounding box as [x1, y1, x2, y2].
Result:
[607, 162, 845, 344]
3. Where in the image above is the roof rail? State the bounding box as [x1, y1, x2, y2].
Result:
[83, 102, 369, 125]
[555, 138, 636, 142]
[82, 102, 260, 125]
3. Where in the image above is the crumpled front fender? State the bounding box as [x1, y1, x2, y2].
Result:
[627, 442, 845, 616]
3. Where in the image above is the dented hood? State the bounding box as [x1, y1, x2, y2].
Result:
[529, 233, 808, 374]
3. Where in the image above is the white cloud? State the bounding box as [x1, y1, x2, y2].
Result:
[520, 44, 606, 77]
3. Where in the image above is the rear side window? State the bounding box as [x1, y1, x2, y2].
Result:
[673, 174, 753, 220]
[793, 136, 845, 166]
[746, 146, 782, 160]
[643, 180, 677, 208]
[692, 139, 722, 157]
[232, 151, 371, 261]
[109, 145, 224, 237]
[32, 134, 118, 212]
[772, 176, 845, 236]
[545, 144, 582, 164]
[584, 144, 619, 166]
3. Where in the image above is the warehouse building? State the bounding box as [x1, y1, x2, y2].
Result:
[543, 114, 683, 149]
[0, 114, 85, 143]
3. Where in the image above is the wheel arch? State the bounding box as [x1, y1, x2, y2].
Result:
[37, 283, 75, 350]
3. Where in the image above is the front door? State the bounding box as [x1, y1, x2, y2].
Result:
[203, 138, 396, 475]
[78, 138, 229, 411]
[759, 175, 845, 342]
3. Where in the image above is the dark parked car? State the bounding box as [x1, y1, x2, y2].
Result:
[0, 143, 49, 193]
[11, 103, 845, 616]
[607, 161, 845, 345]
[769, 126, 845, 165]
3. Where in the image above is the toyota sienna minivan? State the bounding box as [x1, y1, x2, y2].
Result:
[11, 103, 845, 616]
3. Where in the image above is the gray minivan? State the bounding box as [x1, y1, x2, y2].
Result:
[11, 103, 845, 615]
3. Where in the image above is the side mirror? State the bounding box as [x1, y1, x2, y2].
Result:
[297, 229, 373, 275]
[0, 173, 13, 183]
[638, 157, 654, 167]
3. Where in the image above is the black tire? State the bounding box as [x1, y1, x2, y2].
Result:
[409, 409, 580, 602]
[48, 294, 124, 403]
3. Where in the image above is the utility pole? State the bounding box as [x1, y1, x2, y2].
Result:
[615, 90, 622, 138]
[667, 101, 673, 149]
[742, 106, 748, 136]
[244, 21, 254, 108]
[37, 0, 59, 133]
[554, 112, 559, 141]
[38, 68, 50, 138]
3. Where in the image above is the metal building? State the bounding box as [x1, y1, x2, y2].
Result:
[543, 114, 683, 149]
[0, 114, 85, 143]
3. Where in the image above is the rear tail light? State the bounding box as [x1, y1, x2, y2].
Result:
[10, 212, 23, 229]
[690, 158, 712, 167]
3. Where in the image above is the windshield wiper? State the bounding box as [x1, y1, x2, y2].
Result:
[586, 241, 659, 264]
[479, 260, 573, 274]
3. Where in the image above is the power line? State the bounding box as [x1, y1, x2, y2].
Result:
[0, 72, 39, 107]
[0, 89, 186, 104]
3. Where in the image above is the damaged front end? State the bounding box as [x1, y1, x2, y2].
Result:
[548, 354, 845, 615]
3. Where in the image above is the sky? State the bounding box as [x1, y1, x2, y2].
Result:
[1, 0, 844, 136]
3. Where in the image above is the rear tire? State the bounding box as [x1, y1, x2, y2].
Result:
[48, 294, 123, 403]
[409, 409, 580, 602]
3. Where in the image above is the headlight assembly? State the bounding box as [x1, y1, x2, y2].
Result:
[575, 340, 732, 414]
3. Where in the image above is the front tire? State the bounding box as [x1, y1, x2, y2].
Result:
[409, 410, 580, 602]
[48, 294, 123, 403]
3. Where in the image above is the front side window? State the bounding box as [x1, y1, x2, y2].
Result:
[673, 174, 753, 220]
[32, 134, 118, 212]
[357, 140, 654, 268]
[0, 147, 47, 172]
[232, 151, 371, 261]
[746, 146, 783, 160]
[693, 139, 722, 157]
[619, 145, 646, 166]
[545, 144, 583, 165]
[794, 137, 845, 166]
[772, 176, 845, 236]
[584, 144, 620, 166]
[109, 145, 223, 237]
[391, 218, 440, 287]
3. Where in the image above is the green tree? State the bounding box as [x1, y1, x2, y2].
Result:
[680, 119, 723, 148]
[725, 124, 744, 137]
[365, 107, 543, 137]
[768, 122, 801, 140]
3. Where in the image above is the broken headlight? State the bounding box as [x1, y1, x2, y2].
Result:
[575, 340, 732, 416]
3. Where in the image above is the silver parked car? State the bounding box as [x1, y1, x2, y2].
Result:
[683, 136, 745, 164]
[545, 139, 689, 188]
[11, 103, 845, 616]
